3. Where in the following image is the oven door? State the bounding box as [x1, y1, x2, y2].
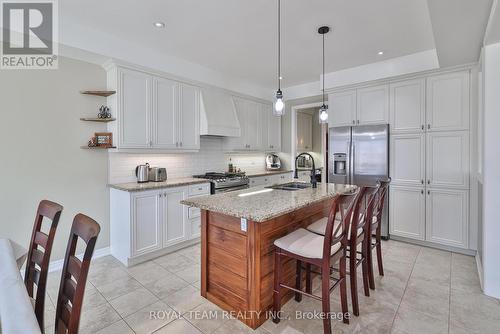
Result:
[214, 184, 250, 194]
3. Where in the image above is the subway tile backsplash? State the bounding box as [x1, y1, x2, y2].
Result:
[108, 137, 268, 184]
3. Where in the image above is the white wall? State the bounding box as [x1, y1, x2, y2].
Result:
[108, 137, 267, 184]
[0, 57, 110, 261]
[482, 42, 500, 298]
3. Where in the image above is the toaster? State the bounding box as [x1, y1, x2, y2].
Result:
[149, 168, 167, 182]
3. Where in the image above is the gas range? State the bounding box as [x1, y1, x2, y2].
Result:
[193, 172, 249, 194]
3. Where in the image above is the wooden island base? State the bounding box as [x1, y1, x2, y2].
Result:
[200, 198, 333, 329]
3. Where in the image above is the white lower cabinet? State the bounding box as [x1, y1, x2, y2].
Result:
[132, 190, 162, 256]
[389, 186, 426, 241]
[162, 188, 187, 247]
[248, 172, 293, 188]
[110, 183, 210, 266]
[426, 188, 468, 248]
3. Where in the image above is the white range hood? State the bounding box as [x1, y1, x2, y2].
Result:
[200, 88, 241, 137]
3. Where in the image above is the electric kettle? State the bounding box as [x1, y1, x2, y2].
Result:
[135, 163, 150, 183]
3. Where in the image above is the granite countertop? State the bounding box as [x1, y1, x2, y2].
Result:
[246, 170, 293, 177]
[109, 177, 209, 192]
[181, 182, 357, 222]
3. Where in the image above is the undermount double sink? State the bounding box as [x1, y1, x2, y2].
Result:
[267, 182, 312, 191]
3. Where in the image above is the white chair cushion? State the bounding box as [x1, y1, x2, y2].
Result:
[274, 228, 341, 259]
[306, 216, 365, 238]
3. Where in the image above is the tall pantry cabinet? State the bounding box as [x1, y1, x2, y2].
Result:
[389, 71, 470, 248]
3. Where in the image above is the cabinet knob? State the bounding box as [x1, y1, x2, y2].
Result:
[427, 124, 431, 130]
[357, 120, 360, 124]
[421, 125, 424, 131]
[427, 180, 430, 185]
[421, 180, 424, 185]
[421, 190, 424, 194]
[176, 142, 178, 147]
[428, 190, 430, 195]
[180, 142, 183, 147]
[352, 120, 355, 125]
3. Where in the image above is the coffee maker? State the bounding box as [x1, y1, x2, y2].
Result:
[266, 154, 281, 170]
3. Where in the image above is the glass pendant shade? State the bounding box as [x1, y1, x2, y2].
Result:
[274, 89, 285, 116]
[319, 104, 328, 123]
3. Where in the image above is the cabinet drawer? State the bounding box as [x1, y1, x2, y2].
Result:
[188, 183, 210, 197]
[188, 206, 201, 219]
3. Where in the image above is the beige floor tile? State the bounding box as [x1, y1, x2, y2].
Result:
[124, 301, 178, 334]
[109, 286, 160, 318]
[162, 284, 208, 314]
[154, 252, 197, 273]
[185, 302, 229, 334]
[126, 260, 173, 286]
[94, 320, 135, 334]
[89, 266, 132, 287]
[410, 261, 450, 287]
[450, 288, 500, 333]
[214, 318, 269, 333]
[451, 262, 482, 293]
[391, 304, 448, 334]
[144, 273, 191, 300]
[451, 253, 476, 271]
[177, 244, 202, 262]
[415, 247, 451, 267]
[175, 265, 200, 284]
[96, 275, 143, 300]
[154, 318, 204, 333]
[79, 302, 122, 334]
[82, 289, 108, 312]
[399, 278, 449, 321]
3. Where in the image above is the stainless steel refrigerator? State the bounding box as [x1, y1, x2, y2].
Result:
[328, 124, 390, 238]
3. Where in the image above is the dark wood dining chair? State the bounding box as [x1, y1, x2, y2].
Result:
[306, 185, 379, 316]
[24, 200, 64, 330]
[272, 190, 359, 334]
[54, 214, 101, 334]
[366, 178, 391, 290]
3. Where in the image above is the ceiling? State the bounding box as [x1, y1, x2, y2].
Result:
[60, 0, 493, 90]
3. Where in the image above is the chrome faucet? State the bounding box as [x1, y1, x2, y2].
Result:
[294, 153, 317, 188]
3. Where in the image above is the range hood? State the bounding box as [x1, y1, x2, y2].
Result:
[200, 88, 241, 137]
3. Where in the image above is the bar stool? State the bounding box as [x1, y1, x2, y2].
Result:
[54, 214, 101, 334]
[24, 200, 64, 330]
[272, 190, 360, 334]
[306, 186, 379, 316]
[366, 178, 391, 290]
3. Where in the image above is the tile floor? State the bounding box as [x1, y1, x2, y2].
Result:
[41, 240, 500, 334]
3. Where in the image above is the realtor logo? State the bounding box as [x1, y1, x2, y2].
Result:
[1, 0, 58, 69]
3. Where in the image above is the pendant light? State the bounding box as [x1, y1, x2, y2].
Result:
[318, 26, 329, 124]
[273, 0, 285, 116]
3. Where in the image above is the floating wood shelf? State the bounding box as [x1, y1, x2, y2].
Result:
[80, 90, 116, 97]
[80, 117, 116, 122]
[80, 146, 116, 150]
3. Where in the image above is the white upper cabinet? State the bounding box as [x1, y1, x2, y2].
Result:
[426, 71, 470, 131]
[246, 100, 263, 150]
[119, 68, 152, 148]
[223, 97, 264, 151]
[179, 84, 200, 150]
[390, 79, 426, 133]
[389, 186, 426, 241]
[264, 104, 281, 151]
[328, 90, 356, 127]
[109, 65, 200, 151]
[153, 77, 178, 149]
[357, 84, 389, 125]
[390, 133, 425, 187]
[426, 131, 469, 189]
[426, 188, 468, 248]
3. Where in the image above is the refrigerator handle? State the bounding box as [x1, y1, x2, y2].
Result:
[351, 142, 355, 184]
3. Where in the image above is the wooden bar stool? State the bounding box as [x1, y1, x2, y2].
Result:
[54, 214, 101, 334]
[272, 190, 359, 334]
[306, 186, 379, 316]
[366, 178, 391, 290]
[24, 200, 64, 330]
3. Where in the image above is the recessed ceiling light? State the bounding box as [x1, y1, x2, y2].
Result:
[378, 51, 384, 55]
[154, 22, 165, 28]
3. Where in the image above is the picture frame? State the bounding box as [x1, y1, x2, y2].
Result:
[94, 132, 113, 148]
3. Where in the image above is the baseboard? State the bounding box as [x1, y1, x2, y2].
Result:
[390, 235, 476, 256]
[476, 253, 484, 291]
[48, 246, 110, 273]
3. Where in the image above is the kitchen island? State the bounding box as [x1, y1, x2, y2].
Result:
[181, 182, 356, 329]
